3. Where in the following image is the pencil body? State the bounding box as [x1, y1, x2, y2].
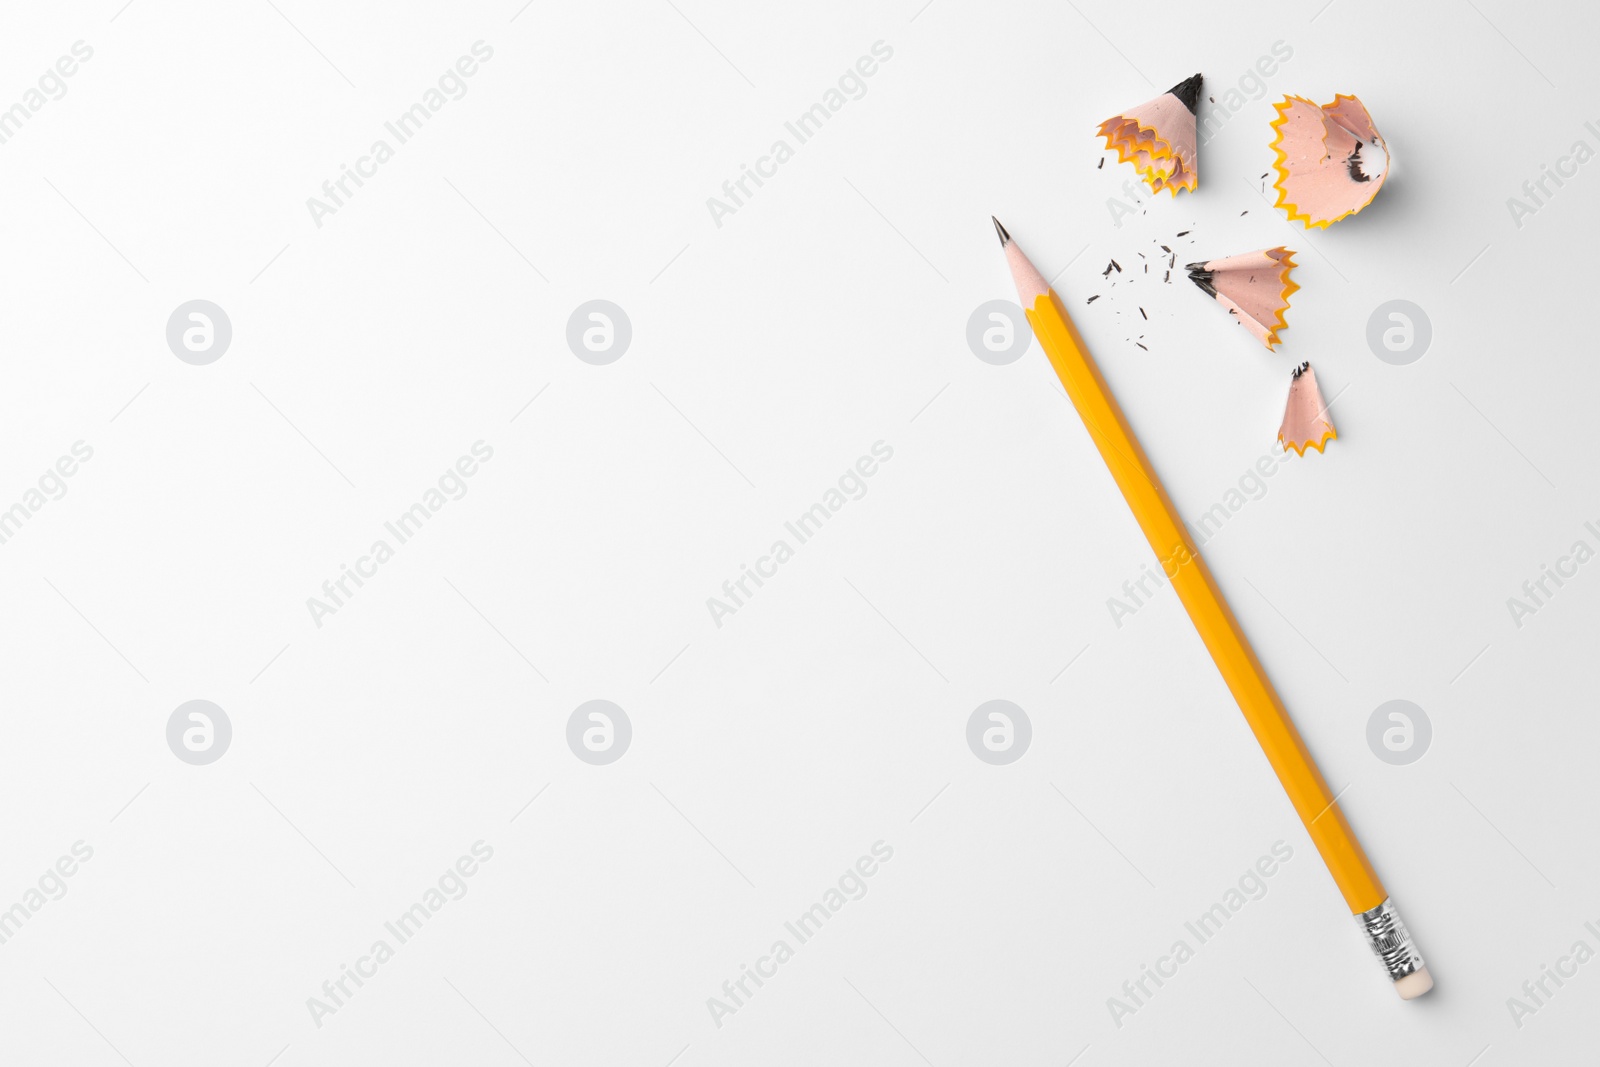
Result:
[1026, 289, 1383, 911]
[996, 224, 1429, 996]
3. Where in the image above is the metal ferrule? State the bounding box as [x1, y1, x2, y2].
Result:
[1356, 898, 1425, 981]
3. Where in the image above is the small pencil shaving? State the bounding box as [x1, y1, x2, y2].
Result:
[1098, 74, 1202, 195]
[1186, 247, 1298, 349]
[1270, 94, 1389, 228]
[1279, 362, 1336, 456]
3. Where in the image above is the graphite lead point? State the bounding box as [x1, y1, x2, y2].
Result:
[992, 216, 1011, 247]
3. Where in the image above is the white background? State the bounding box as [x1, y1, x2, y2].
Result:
[2, 0, 1597, 1063]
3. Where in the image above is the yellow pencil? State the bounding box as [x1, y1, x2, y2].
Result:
[994, 219, 1431, 999]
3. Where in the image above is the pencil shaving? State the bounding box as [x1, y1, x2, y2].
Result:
[1186, 247, 1298, 349]
[1098, 74, 1202, 195]
[1270, 93, 1389, 228]
[1279, 362, 1337, 455]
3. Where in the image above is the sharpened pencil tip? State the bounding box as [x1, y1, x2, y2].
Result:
[991, 216, 1010, 247]
[1187, 265, 1216, 298]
